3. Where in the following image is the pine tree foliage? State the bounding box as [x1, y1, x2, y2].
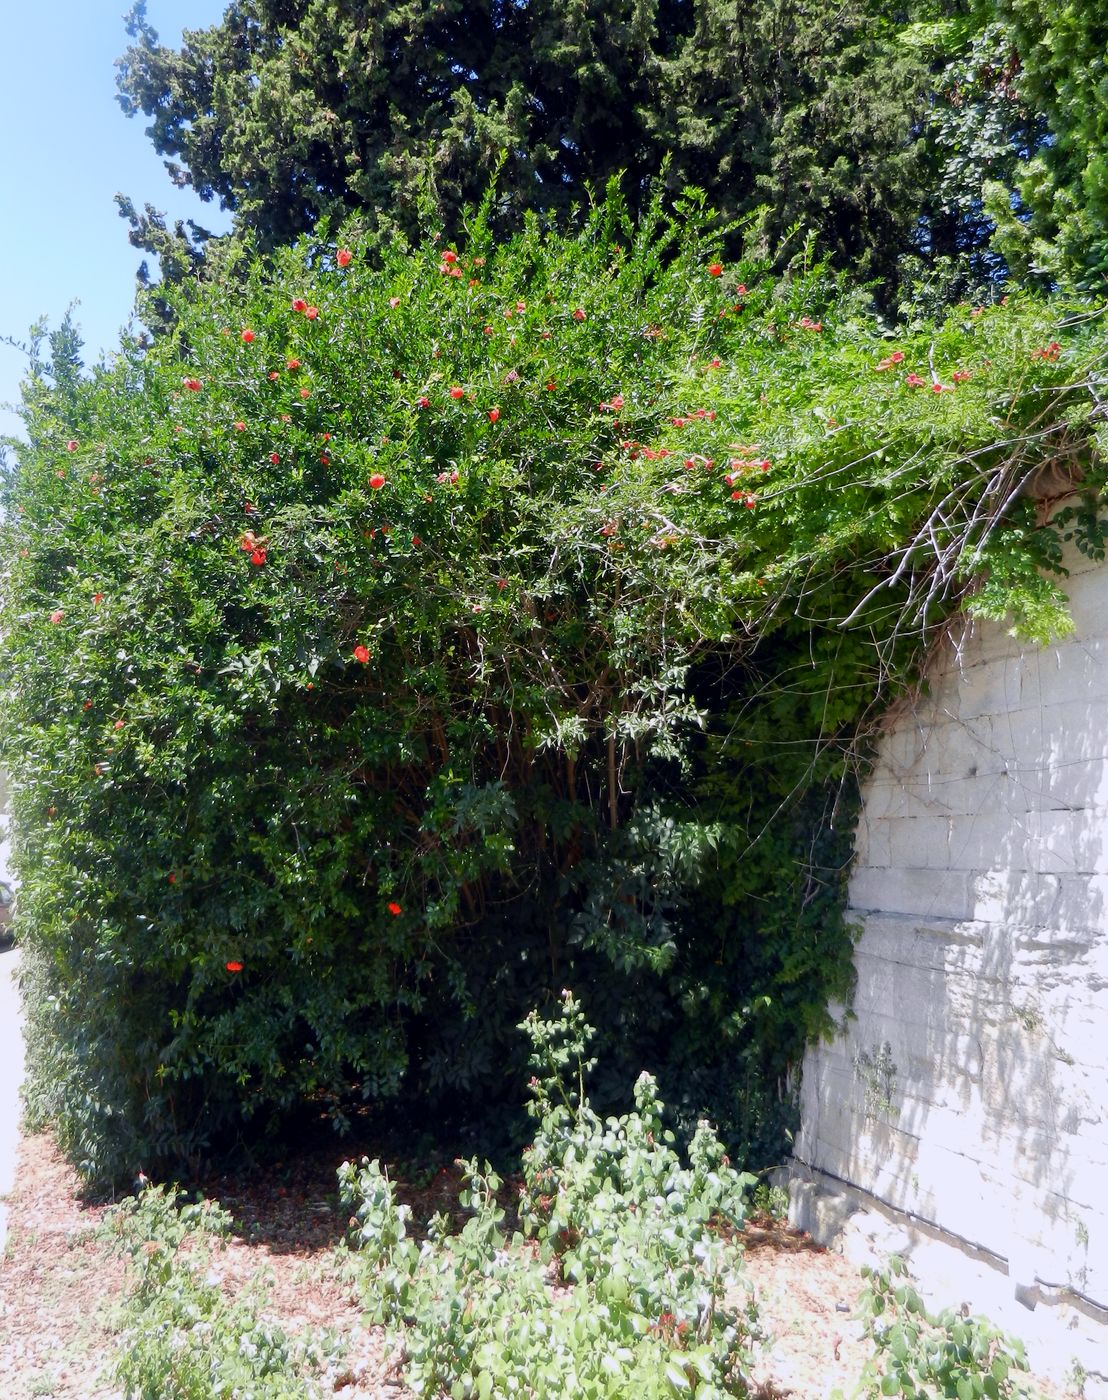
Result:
[115, 0, 942, 293]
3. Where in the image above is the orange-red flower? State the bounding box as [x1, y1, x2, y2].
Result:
[241, 329, 255, 343]
[226, 961, 244, 973]
[450, 386, 464, 399]
[387, 901, 402, 916]
[336, 247, 352, 268]
[182, 377, 202, 391]
[369, 472, 386, 489]
[353, 644, 371, 663]
[708, 263, 723, 277]
[292, 298, 308, 312]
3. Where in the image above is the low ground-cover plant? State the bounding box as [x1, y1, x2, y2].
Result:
[4, 186, 1107, 1182]
[105, 1185, 333, 1399]
[94, 1001, 1046, 1400]
[855, 1257, 1040, 1400]
[340, 992, 759, 1399]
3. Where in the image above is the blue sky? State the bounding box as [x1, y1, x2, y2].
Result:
[0, 2, 231, 443]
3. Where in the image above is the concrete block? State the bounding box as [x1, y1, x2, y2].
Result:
[969, 869, 1061, 925]
[798, 553, 1108, 1378]
[850, 866, 976, 919]
[954, 658, 1026, 721]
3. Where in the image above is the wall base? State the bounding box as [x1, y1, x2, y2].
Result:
[785, 1161, 1108, 1397]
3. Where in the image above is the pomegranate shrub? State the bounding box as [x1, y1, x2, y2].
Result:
[2, 191, 1103, 1184]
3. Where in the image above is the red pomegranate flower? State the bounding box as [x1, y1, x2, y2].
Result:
[336, 247, 352, 268]
[450, 386, 465, 400]
[387, 901, 402, 916]
[305, 306, 319, 320]
[287, 358, 301, 370]
[292, 298, 308, 312]
[369, 472, 386, 489]
[241, 329, 255, 343]
[233, 420, 246, 431]
[488, 408, 500, 423]
[49, 609, 64, 624]
[353, 644, 371, 663]
[182, 377, 202, 391]
[250, 548, 267, 566]
[270, 452, 280, 464]
[65, 439, 78, 452]
[226, 961, 244, 973]
[708, 263, 723, 277]
[572, 309, 586, 321]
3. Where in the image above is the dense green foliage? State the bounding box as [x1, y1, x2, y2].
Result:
[4, 197, 1106, 1185]
[115, 0, 951, 302]
[341, 993, 759, 1399]
[114, 0, 1108, 318]
[991, 1, 1108, 289]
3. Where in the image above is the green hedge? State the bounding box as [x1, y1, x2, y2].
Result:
[3, 192, 1105, 1184]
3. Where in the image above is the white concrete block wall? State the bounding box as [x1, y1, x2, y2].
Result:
[794, 539, 1108, 1390]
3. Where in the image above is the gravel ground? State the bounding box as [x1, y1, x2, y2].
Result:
[0, 1126, 880, 1400]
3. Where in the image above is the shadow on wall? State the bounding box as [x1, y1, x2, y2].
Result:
[797, 539, 1108, 1315]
